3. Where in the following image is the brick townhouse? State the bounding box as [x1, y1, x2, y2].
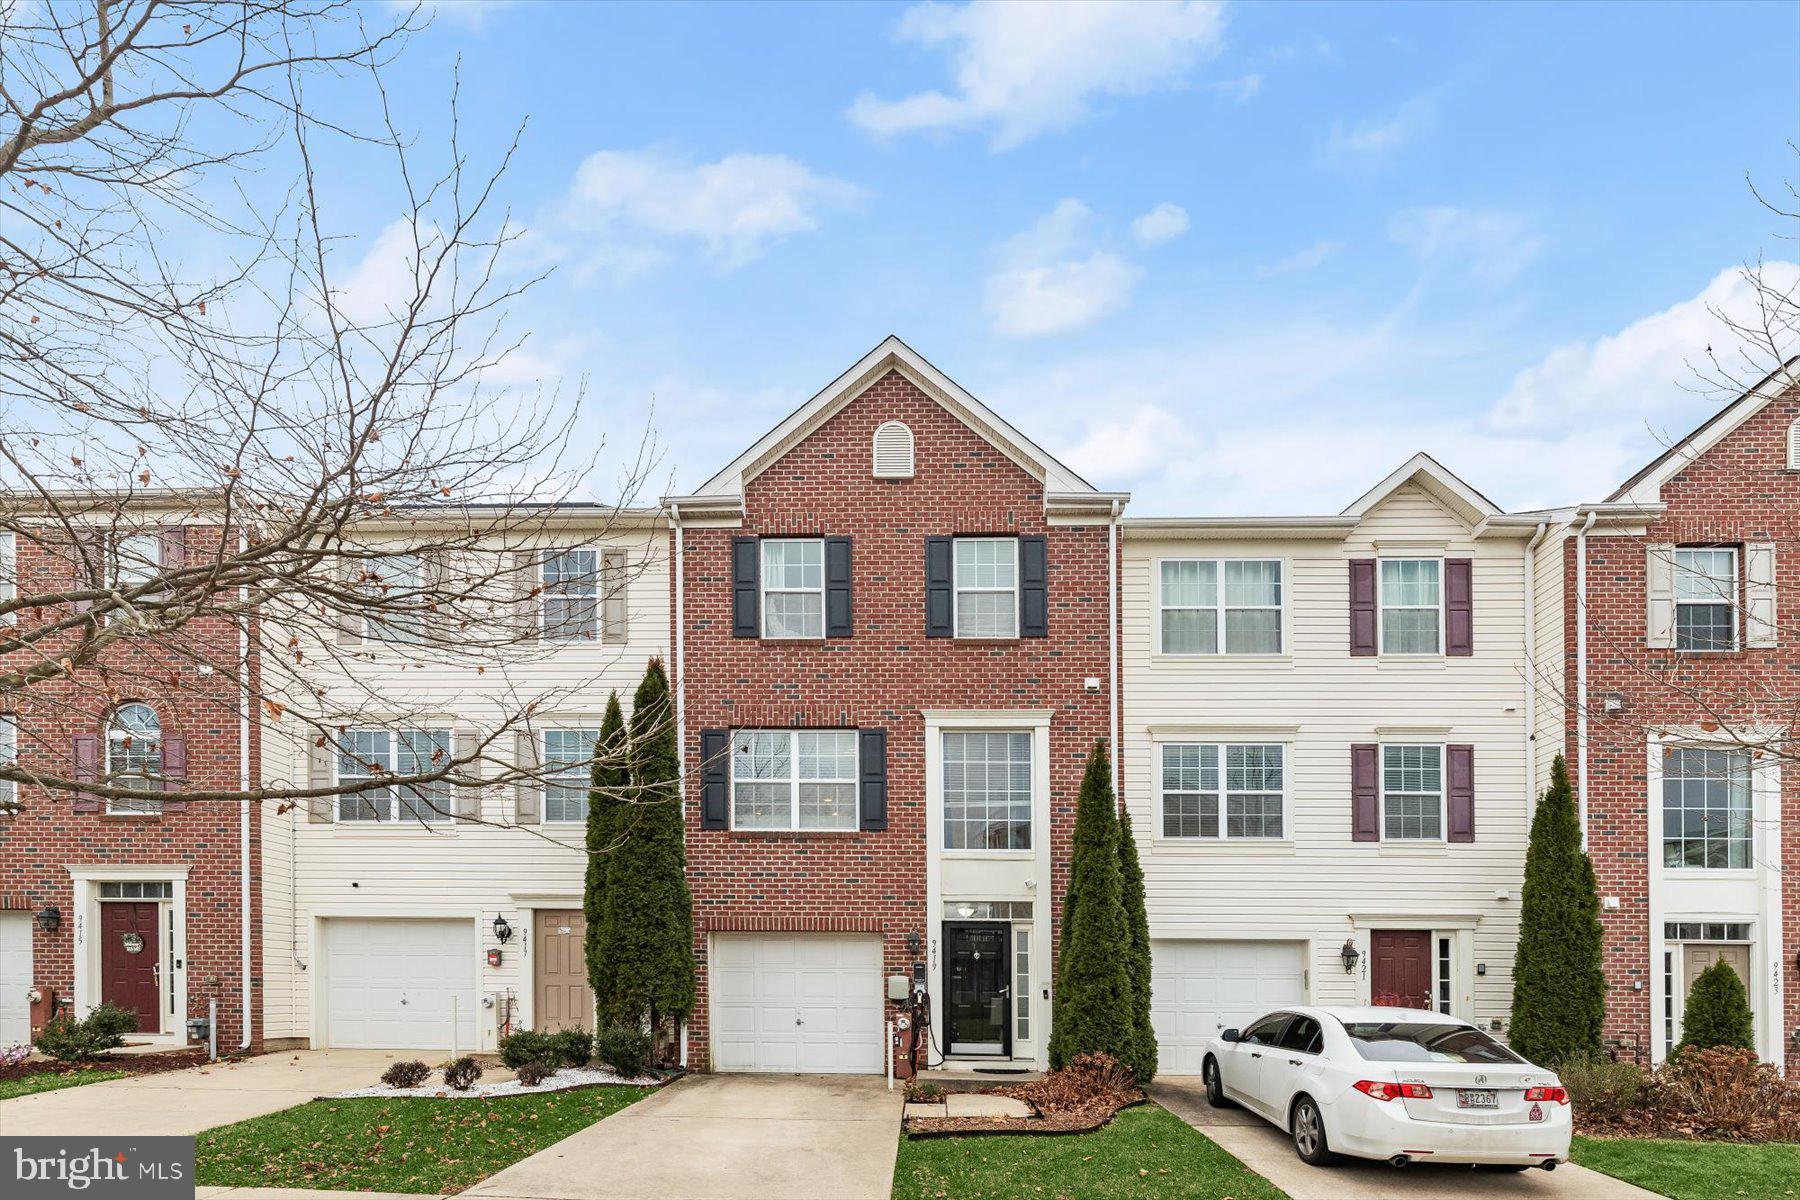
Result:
[1563, 364, 1799, 1072]
[0, 510, 260, 1052]
[665, 337, 1125, 1076]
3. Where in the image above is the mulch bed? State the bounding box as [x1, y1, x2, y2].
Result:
[904, 1096, 1146, 1138]
[904, 1051, 1146, 1138]
[1, 1047, 218, 1085]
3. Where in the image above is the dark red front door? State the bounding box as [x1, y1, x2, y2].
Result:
[100, 902, 160, 1033]
[1370, 929, 1432, 1010]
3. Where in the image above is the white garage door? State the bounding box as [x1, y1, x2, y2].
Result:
[324, 919, 477, 1050]
[710, 934, 883, 1074]
[1152, 940, 1305, 1075]
[1, 912, 32, 1047]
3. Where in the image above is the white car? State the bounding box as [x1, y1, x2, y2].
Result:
[1201, 1005, 1571, 1172]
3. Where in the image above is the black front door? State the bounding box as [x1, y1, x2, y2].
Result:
[944, 922, 1010, 1056]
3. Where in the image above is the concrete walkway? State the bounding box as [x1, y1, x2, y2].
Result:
[0, 1049, 422, 1136]
[1152, 1078, 1660, 1200]
[465, 1073, 903, 1200]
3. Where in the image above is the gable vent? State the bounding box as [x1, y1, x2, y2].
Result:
[872, 420, 915, 479]
[1788, 419, 1800, 470]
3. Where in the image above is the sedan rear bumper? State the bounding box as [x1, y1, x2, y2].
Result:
[1329, 1097, 1572, 1166]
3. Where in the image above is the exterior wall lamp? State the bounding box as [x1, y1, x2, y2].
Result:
[1339, 938, 1361, 975]
[492, 913, 513, 944]
[35, 905, 61, 933]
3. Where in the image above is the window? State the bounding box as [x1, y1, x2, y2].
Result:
[1383, 745, 1443, 840]
[106, 703, 162, 815]
[542, 549, 598, 640]
[1380, 559, 1441, 654]
[953, 538, 1018, 638]
[1160, 743, 1285, 839]
[943, 731, 1032, 850]
[1158, 559, 1283, 654]
[761, 539, 824, 639]
[114, 533, 162, 593]
[1014, 928, 1031, 1042]
[1342, 1021, 1523, 1064]
[1662, 951, 1676, 1057]
[336, 727, 452, 823]
[730, 729, 858, 831]
[943, 901, 1032, 920]
[98, 881, 173, 899]
[0, 716, 14, 813]
[1436, 937, 1453, 1014]
[543, 729, 599, 822]
[1, 532, 15, 626]
[1661, 746, 1752, 869]
[365, 554, 426, 644]
[1673, 547, 1738, 652]
[1277, 1014, 1323, 1055]
[1664, 921, 1753, 942]
[1241, 1013, 1291, 1046]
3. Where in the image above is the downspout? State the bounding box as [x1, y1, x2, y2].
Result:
[1523, 522, 1549, 812]
[668, 503, 687, 1070]
[238, 534, 253, 1050]
[1109, 501, 1120, 767]
[1575, 510, 1597, 845]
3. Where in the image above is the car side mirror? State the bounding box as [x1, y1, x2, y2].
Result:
[1220, 1028, 1241, 1043]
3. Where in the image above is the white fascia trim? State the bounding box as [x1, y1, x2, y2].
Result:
[1608, 359, 1800, 505]
[919, 709, 1055, 725]
[1348, 912, 1484, 930]
[508, 892, 584, 906]
[1341, 453, 1502, 527]
[66, 864, 193, 881]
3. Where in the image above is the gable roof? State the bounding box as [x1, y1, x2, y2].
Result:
[1605, 357, 1800, 504]
[1339, 451, 1505, 528]
[670, 336, 1107, 507]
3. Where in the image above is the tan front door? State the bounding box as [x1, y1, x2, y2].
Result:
[1683, 943, 1751, 996]
[536, 910, 593, 1033]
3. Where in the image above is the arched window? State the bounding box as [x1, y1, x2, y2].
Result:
[107, 703, 163, 814]
[872, 420, 915, 479]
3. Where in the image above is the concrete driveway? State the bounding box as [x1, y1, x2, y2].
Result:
[465, 1073, 902, 1200]
[1152, 1078, 1659, 1200]
[0, 1049, 418, 1136]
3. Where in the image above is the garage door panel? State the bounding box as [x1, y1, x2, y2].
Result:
[326, 919, 477, 1050]
[0, 913, 32, 1047]
[1152, 940, 1304, 1076]
[711, 934, 881, 1074]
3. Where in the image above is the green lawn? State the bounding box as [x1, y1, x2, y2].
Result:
[195, 1085, 649, 1194]
[894, 1103, 1290, 1200]
[1573, 1135, 1800, 1200]
[0, 1067, 127, 1101]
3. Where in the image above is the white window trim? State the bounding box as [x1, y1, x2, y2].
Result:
[1380, 741, 1447, 843]
[542, 726, 601, 824]
[104, 702, 164, 817]
[728, 728, 859, 833]
[540, 548, 599, 640]
[1656, 740, 1756, 872]
[1155, 740, 1290, 842]
[333, 726, 455, 825]
[1154, 557, 1286, 657]
[67, 864, 191, 1046]
[1672, 545, 1740, 654]
[0, 531, 15, 626]
[759, 537, 826, 641]
[0, 715, 15, 813]
[1377, 556, 1446, 657]
[952, 536, 1020, 640]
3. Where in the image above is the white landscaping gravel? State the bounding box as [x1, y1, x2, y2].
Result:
[336, 1066, 662, 1099]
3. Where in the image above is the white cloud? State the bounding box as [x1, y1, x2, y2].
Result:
[557, 148, 862, 272]
[1258, 238, 1341, 277]
[1130, 202, 1190, 246]
[849, 0, 1228, 150]
[329, 219, 443, 326]
[1389, 206, 1545, 285]
[985, 199, 1142, 337]
[1323, 94, 1436, 164]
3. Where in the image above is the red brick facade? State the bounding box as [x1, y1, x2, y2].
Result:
[1569, 382, 1800, 1073]
[0, 525, 260, 1050]
[676, 367, 1113, 1074]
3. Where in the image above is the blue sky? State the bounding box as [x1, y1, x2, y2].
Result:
[320, 0, 1799, 514]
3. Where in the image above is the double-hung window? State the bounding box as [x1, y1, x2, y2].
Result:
[943, 731, 1032, 849]
[337, 727, 453, 823]
[730, 729, 858, 831]
[0, 716, 15, 813]
[954, 538, 1018, 638]
[1380, 559, 1442, 654]
[1158, 559, 1283, 654]
[106, 702, 163, 815]
[365, 553, 426, 644]
[1382, 744, 1443, 840]
[543, 728, 599, 822]
[761, 539, 825, 638]
[1673, 547, 1738, 652]
[1159, 743, 1285, 839]
[1662, 746, 1752, 869]
[542, 549, 598, 640]
[1, 532, 16, 625]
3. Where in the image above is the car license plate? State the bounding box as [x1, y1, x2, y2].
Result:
[1457, 1088, 1498, 1109]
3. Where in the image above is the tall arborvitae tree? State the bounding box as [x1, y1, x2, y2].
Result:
[1116, 802, 1158, 1084]
[1048, 741, 1136, 1071]
[1508, 755, 1606, 1066]
[1676, 962, 1755, 1055]
[584, 691, 627, 1025]
[603, 659, 695, 1048]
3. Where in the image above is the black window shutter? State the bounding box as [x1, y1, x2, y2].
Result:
[731, 537, 759, 638]
[826, 537, 853, 637]
[859, 727, 888, 831]
[700, 728, 730, 829]
[1019, 535, 1048, 638]
[925, 537, 953, 637]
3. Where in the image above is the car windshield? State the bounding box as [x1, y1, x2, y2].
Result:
[1341, 1020, 1524, 1064]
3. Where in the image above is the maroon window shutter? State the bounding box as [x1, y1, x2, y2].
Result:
[159, 525, 187, 570]
[1349, 560, 1377, 656]
[1447, 744, 1475, 842]
[1351, 743, 1379, 841]
[72, 733, 101, 813]
[1445, 558, 1473, 656]
[159, 735, 188, 812]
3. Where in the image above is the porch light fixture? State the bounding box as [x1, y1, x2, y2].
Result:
[35, 905, 61, 933]
[1339, 939, 1360, 975]
[492, 914, 513, 944]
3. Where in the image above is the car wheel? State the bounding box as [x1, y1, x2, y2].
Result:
[1203, 1057, 1235, 1109]
[1290, 1096, 1338, 1166]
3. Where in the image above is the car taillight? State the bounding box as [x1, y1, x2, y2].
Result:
[1524, 1086, 1570, 1105]
[1352, 1080, 1433, 1101]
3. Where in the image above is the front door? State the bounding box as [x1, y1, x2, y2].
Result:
[100, 902, 160, 1033]
[536, 910, 593, 1032]
[1370, 929, 1432, 1010]
[944, 922, 1010, 1056]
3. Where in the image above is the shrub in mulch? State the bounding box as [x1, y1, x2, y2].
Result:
[440, 1056, 483, 1091]
[379, 1059, 432, 1089]
[514, 1059, 557, 1087]
[1573, 1047, 1800, 1142]
[905, 1052, 1146, 1138]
